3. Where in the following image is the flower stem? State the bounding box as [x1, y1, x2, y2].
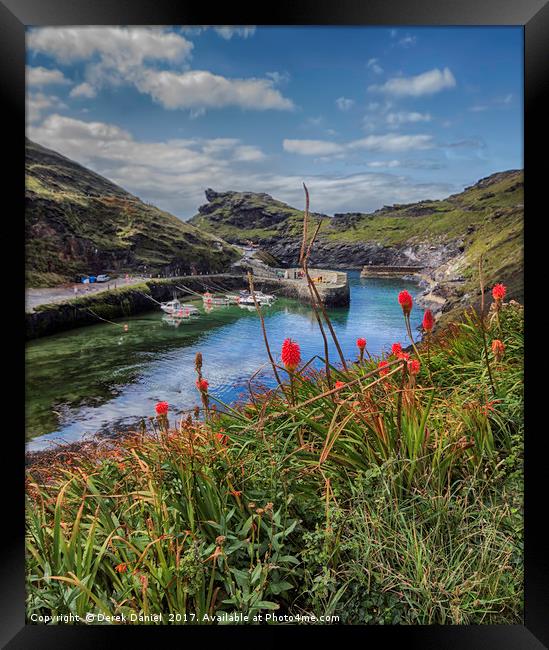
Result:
[405, 314, 422, 362]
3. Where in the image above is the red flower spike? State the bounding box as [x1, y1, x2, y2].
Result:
[155, 401, 169, 416]
[391, 342, 402, 356]
[378, 360, 389, 377]
[492, 284, 507, 301]
[408, 359, 420, 376]
[398, 290, 413, 316]
[356, 337, 366, 350]
[397, 351, 410, 361]
[196, 379, 209, 392]
[335, 381, 345, 389]
[422, 309, 434, 332]
[491, 339, 505, 361]
[281, 338, 301, 371]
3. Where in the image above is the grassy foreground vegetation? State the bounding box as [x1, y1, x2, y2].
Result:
[25, 297, 523, 625]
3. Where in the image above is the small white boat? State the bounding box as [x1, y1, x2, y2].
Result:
[161, 299, 182, 314]
[160, 300, 200, 316]
[256, 291, 276, 305]
[238, 290, 276, 306]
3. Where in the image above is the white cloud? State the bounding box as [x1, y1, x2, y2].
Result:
[27, 114, 267, 172]
[27, 27, 193, 65]
[283, 139, 345, 156]
[134, 68, 294, 111]
[348, 134, 434, 152]
[367, 160, 401, 168]
[26, 93, 67, 123]
[386, 111, 431, 126]
[26, 65, 70, 87]
[284, 133, 434, 156]
[28, 27, 293, 112]
[469, 94, 515, 113]
[335, 97, 355, 111]
[27, 113, 454, 216]
[398, 35, 417, 48]
[266, 71, 290, 85]
[370, 67, 456, 97]
[69, 82, 97, 98]
[200, 138, 240, 155]
[367, 58, 383, 75]
[362, 100, 394, 130]
[232, 145, 266, 162]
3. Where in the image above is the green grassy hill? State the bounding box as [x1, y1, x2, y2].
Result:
[26, 139, 240, 287]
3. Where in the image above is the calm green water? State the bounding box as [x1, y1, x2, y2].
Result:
[26, 272, 423, 450]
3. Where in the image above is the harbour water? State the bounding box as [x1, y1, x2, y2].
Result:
[26, 272, 424, 450]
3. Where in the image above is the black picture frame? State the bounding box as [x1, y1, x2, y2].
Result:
[6, 1, 547, 647]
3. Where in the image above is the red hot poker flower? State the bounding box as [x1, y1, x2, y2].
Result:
[397, 351, 410, 361]
[115, 563, 128, 573]
[196, 379, 209, 392]
[398, 290, 413, 316]
[422, 309, 434, 333]
[335, 381, 346, 389]
[491, 339, 505, 361]
[216, 432, 228, 445]
[391, 342, 402, 356]
[492, 283, 507, 301]
[408, 359, 420, 376]
[281, 338, 301, 371]
[356, 337, 366, 350]
[155, 401, 169, 416]
[378, 360, 389, 377]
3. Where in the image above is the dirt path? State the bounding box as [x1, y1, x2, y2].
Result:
[25, 277, 148, 313]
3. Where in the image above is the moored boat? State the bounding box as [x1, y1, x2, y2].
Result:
[160, 299, 183, 314]
[160, 300, 200, 316]
[240, 291, 276, 306]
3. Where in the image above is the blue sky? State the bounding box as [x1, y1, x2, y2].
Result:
[26, 26, 523, 218]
